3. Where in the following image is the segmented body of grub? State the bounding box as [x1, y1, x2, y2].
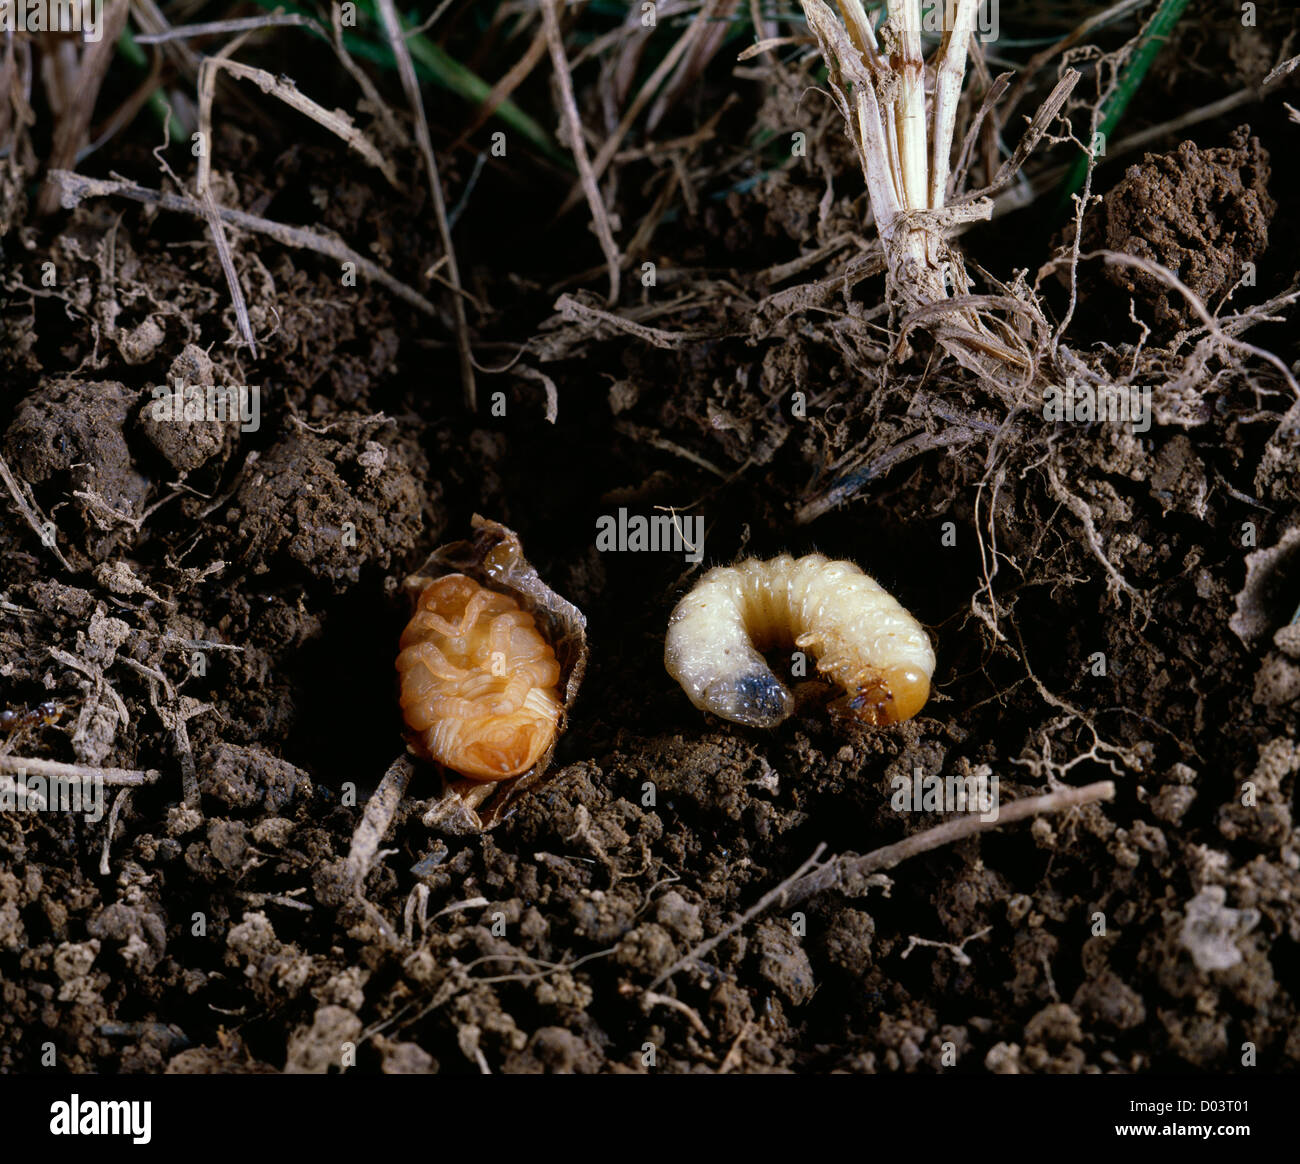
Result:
[665, 553, 935, 728]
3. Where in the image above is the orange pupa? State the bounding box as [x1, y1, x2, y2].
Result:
[397, 575, 563, 782]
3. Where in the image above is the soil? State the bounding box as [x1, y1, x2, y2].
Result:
[1073, 125, 1277, 332]
[2, 5, 1299, 1075]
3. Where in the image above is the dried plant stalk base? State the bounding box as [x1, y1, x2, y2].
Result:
[799, 0, 1070, 388]
[402, 515, 588, 831]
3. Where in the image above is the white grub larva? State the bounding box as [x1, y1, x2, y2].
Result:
[664, 553, 935, 729]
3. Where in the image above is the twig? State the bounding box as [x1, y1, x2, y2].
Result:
[1000, 0, 1150, 127]
[35, 0, 129, 215]
[1010, 58, 1300, 206]
[783, 780, 1116, 904]
[433, 896, 490, 920]
[203, 58, 401, 189]
[130, 0, 204, 77]
[1045, 461, 1141, 603]
[950, 73, 1010, 194]
[737, 36, 812, 61]
[930, 0, 978, 209]
[614, 421, 727, 478]
[649, 843, 828, 988]
[718, 1019, 753, 1073]
[134, 14, 319, 43]
[556, 0, 726, 217]
[641, 990, 711, 1038]
[542, 0, 622, 304]
[1058, 0, 1193, 203]
[237, 891, 314, 912]
[646, 0, 737, 131]
[1086, 249, 1300, 398]
[1104, 86, 1278, 164]
[958, 72, 1079, 205]
[346, 754, 414, 891]
[50, 172, 438, 315]
[119, 658, 206, 806]
[196, 34, 259, 355]
[0, 453, 74, 572]
[449, 21, 549, 153]
[98, 789, 131, 876]
[794, 425, 981, 524]
[514, 365, 560, 423]
[374, 0, 476, 409]
[325, 15, 404, 147]
[901, 924, 992, 966]
[554, 293, 711, 348]
[0, 756, 161, 785]
[652, 782, 1114, 989]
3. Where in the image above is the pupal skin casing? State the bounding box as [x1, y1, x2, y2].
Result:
[397, 516, 589, 830]
[664, 553, 935, 728]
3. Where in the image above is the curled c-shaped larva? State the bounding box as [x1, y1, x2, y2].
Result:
[664, 553, 935, 728]
[397, 575, 563, 781]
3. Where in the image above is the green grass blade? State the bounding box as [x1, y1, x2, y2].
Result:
[244, 0, 564, 163]
[1058, 0, 1191, 207]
